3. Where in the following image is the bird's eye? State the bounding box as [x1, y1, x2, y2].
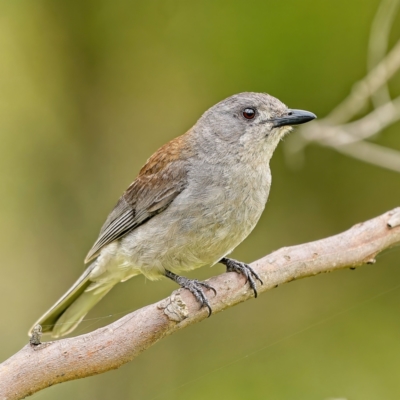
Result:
[243, 108, 256, 120]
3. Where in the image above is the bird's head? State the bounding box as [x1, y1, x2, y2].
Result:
[196, 92, 316, 158]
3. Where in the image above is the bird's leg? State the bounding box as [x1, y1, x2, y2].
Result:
[219, 257, 263, 298]
[164, 270, 217, 316]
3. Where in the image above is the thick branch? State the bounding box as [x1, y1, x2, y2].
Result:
[1, 208, 400, 400]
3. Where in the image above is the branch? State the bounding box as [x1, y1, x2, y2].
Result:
[327, 140, 400, 173]
[285, 75, 400, 173]
[302, 95, 400, 145]
[325, 37, 400, 125]
[291, 96, 400, 173]
[367, 0, 400, 108]
[1, 208, 400, 400]
[284, 3, 400, 173]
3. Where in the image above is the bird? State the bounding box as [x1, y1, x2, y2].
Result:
[29, 92, 316, 338]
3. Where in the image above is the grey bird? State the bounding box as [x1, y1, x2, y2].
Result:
[29, 92, 316, 338]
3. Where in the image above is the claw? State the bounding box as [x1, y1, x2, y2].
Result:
[219, 257, 263, 297]
[165, 270, 216, 316]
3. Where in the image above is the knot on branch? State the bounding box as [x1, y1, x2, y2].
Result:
[158, 292, 188, 322]
[29, 325, 42, 347]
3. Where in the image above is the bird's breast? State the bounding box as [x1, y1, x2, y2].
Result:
[117, 159, 272, 278]
[178, 159, 272, 253]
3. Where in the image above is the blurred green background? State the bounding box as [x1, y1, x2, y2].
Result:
[1, 0, 400, 399]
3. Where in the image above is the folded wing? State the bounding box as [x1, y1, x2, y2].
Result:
[85, 134, 191, 263]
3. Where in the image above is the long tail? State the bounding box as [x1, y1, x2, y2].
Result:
[28, 264, 115, 338]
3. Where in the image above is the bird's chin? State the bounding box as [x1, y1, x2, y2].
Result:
[267, 125, 293, 140]
[278, 125, 293, 139]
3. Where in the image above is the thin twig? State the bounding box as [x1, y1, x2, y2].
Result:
[330, 140, 400, 173]
[368, 0, 400, 108]
[301, 95, 400, 145]
[343, 95, 400, 140]
[284, 3, 400, 174]
[325, 38, 400, 125]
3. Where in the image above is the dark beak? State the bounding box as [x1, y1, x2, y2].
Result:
[272, 109, 316, 128]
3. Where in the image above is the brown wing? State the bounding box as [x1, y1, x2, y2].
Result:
[84, 133, 193, 263]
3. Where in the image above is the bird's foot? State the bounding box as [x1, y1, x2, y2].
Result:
[165, 270, 217, 316]
[219, 257, 263, 297]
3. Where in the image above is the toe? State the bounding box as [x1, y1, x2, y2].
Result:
[199, 281, 217, 296]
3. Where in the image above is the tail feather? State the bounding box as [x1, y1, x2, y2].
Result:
[28, 263, 115, 338]
[51, 284, 113, 338]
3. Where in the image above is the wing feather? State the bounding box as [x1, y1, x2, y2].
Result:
[84, 133, 192, 263]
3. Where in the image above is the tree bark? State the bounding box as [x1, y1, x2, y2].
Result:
[1, 208, 400, 400]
